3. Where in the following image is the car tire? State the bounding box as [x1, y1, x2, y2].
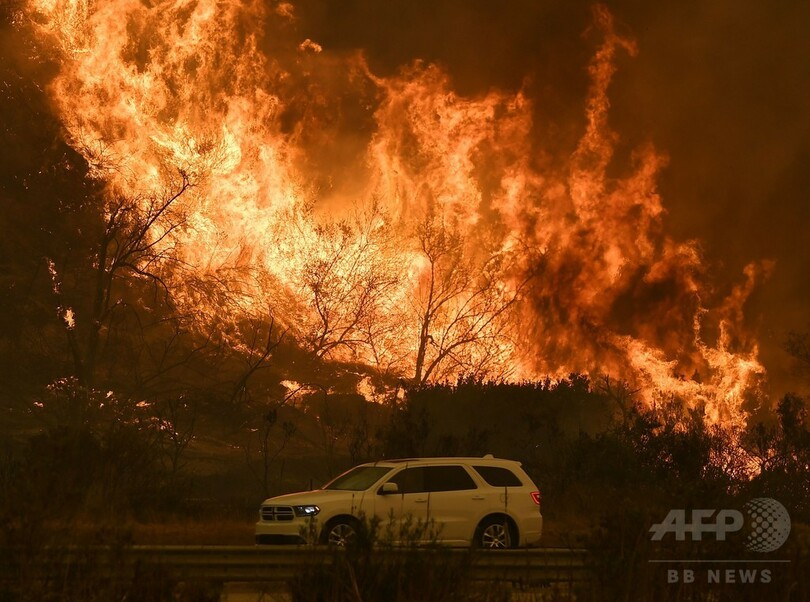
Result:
[321, 517, 360, 547]
[475, 516, 517, 549]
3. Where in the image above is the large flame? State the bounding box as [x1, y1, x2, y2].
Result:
[23, 0, 766, 425]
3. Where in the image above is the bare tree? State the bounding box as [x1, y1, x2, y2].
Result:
[47, 170, 191, 389]
[410, 214, 526, 384]
[595, 375, 641, 426]
[296, 203, 401, 361]
[244, 384, 310, 497]
[230, 314, 285, 405]
[245, 405, 296, 498]
[154, 394, 198, 478]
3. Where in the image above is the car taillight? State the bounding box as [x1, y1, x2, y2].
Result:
[531, 491, 541, 505]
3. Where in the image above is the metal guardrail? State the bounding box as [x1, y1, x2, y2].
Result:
[1, 545, 590, 585]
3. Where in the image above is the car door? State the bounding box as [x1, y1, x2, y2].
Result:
[421, 465, 482, 544]
[373, 466, 430, 542]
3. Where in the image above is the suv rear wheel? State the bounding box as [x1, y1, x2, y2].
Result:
[475, 516, 516, 549]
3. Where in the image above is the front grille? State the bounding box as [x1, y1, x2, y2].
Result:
[261, 505, 295, 521]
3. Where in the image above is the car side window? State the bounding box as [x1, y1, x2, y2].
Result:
[424, 465, 477, 492]
[472, 465, 523, 487]
[387, 467, 427, 493]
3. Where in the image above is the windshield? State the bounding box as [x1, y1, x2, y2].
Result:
[323, 465, 393, 491]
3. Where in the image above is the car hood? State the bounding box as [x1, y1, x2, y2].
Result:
[261, 489, 374, 506]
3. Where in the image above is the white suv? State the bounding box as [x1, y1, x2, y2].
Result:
[255, 456, 543, 548]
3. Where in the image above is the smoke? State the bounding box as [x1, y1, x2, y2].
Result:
[606, 1, 810, 397]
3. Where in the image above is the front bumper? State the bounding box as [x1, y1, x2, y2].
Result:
[255, 532, 307, 545]
[255, 517, 315, 545]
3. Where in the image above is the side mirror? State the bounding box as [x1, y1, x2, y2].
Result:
[379, 482, 399, 495]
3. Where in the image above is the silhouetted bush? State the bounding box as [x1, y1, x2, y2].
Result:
[288, 515, 507, 602]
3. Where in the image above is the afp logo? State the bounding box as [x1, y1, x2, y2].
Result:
[650, 498, 791, 552]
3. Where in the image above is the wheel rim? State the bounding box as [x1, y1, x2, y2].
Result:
[327, 523, 356, 547]
[481, 522, 511, 549]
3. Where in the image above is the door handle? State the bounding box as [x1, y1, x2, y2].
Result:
[414, 498, 428, 503]
[472, 496, 485, 501]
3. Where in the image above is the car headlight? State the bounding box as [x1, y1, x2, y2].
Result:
[293, 505, 320, 517]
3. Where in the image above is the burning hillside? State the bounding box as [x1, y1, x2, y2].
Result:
[19, 0, 768, 425]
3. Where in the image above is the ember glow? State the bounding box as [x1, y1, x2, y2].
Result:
[23, 0, 768, 425]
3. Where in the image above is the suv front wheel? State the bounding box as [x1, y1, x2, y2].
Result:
[475, 516, 517, 549]
[321, 517, 360, 547]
